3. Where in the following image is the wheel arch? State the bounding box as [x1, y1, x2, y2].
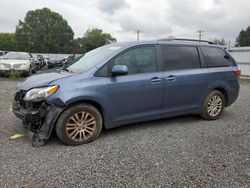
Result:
[213, 87, 229, 107]
[55, 99, 110, 129]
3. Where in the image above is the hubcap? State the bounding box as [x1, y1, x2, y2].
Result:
[66, 112, 96, 142]
[207, 95, 222, 117]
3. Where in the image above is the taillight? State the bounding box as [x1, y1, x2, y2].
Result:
[234, 69, 241, 77]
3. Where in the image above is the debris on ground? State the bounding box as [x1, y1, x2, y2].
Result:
[10, 134, 30, 139]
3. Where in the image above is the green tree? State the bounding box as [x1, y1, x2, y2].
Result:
[236, 26, 250, 47]
[213, 38, 226, 45]
[15, 8, 74, 53]
[70, 38, 86, 54]
[0, 33, 16, 51]
[82, 28, 116, 52]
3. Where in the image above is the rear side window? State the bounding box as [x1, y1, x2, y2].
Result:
[161, 46, 200, 71]
[200, 47, 230, 67]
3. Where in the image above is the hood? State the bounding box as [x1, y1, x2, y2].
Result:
[17, 72, 73, 91]
[0, 59, 29, 64]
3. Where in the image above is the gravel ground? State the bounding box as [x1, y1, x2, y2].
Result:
[0, 77, 249, 188]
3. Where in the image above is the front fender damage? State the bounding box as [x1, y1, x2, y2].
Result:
[13, 97, 65, 147]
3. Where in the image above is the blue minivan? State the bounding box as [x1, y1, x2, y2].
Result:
[13, 39, 240, 147]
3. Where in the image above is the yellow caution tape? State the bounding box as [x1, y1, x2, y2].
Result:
[10, 134, 30, 139]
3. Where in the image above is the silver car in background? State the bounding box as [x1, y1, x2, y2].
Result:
[0, 52, 36, 76]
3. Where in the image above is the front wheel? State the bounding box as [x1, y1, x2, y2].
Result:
[32, 66, 36, 73]
[24, 67, 32, 77]
[56, 103, 103, 145]
[200, 90, 225, 120]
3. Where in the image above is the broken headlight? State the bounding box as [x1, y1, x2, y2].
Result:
[24, 85, 59, 101]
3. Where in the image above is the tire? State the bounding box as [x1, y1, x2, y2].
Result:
[32, 66, 36, 73]
[200, 90, 225, 120]
[56, 103, 103, 145]
[36, 65, 40, 71]
[25, 67, 32, 77]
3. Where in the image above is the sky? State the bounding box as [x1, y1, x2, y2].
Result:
[0, 0, 250, 43]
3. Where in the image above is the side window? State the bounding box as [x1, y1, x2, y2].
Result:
[114, 46, 157, 75]
[161, 46, 201, 71]
[200, 47, 230, 67]
[95, 63, 109, 77]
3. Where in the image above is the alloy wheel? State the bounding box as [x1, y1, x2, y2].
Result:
[66, 111, 97, 142]
[207, 95, 223, 117]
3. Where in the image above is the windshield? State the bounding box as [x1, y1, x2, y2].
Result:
[66, 44, 121, 73]
[3, 52, 29, 60]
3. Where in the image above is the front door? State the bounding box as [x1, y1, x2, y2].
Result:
[106, 45, 164, 125]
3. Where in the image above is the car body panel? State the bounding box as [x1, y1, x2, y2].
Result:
[104, 72, 164, 127]
[162, 68, 210, 115]
[17, 72, 74, 91]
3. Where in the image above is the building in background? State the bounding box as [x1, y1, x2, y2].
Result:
[229, 47, 250, 76]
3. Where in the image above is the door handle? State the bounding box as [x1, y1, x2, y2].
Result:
[150, 77, 162, 83]
[166, 75, 176, 81]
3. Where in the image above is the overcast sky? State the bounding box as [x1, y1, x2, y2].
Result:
[0, 0, 249, 43]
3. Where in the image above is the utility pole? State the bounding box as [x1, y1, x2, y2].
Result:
[197, 30, 205, 41]
[137, 30, 140, 41]
[228, 40, 231, 50]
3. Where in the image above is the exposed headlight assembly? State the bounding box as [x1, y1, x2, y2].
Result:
[24, 85, 59, 101]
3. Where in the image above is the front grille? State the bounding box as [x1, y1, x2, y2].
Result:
[3, 64, 11, 69]
[13, 64, 22, 69]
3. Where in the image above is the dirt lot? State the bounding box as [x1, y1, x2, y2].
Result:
[0, 77, 249, 188]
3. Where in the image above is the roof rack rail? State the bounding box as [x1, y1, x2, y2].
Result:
[158, 38, 217, 45]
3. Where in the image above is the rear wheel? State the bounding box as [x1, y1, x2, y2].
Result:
[56, 103, 103, 145]
[201, 90, 225, 120]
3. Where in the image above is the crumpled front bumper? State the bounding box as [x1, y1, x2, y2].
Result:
[13, 99, 65, 140]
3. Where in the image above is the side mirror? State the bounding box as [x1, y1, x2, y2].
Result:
[29, 57, 34, 61]
[111, 65, 128, 76]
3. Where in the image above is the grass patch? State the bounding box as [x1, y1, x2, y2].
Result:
[9, 69, 20, 80]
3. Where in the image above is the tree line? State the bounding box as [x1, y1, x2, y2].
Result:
[0, 7, 250, 53]
[0, 8, 116, 54]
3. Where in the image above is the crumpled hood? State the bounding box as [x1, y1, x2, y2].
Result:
[17, 72, 73, 91]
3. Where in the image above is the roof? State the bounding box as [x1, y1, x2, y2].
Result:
[114, 39, 222, 49]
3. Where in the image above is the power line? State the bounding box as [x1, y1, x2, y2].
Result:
[197, 30, 205, 41]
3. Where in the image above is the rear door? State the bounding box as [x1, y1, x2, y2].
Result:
[160, 45, 210, 115]
[105, 45, 164, 125]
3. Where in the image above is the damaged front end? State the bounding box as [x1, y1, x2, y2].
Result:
[13, 89, 64, 147]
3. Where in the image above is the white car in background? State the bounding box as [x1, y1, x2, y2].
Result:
[0, 52, 36, 76]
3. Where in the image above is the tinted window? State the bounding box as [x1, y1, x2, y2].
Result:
[114, 46, 157, 75]
[201, 47, 230, 67]
[161, 46, 200, 71]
